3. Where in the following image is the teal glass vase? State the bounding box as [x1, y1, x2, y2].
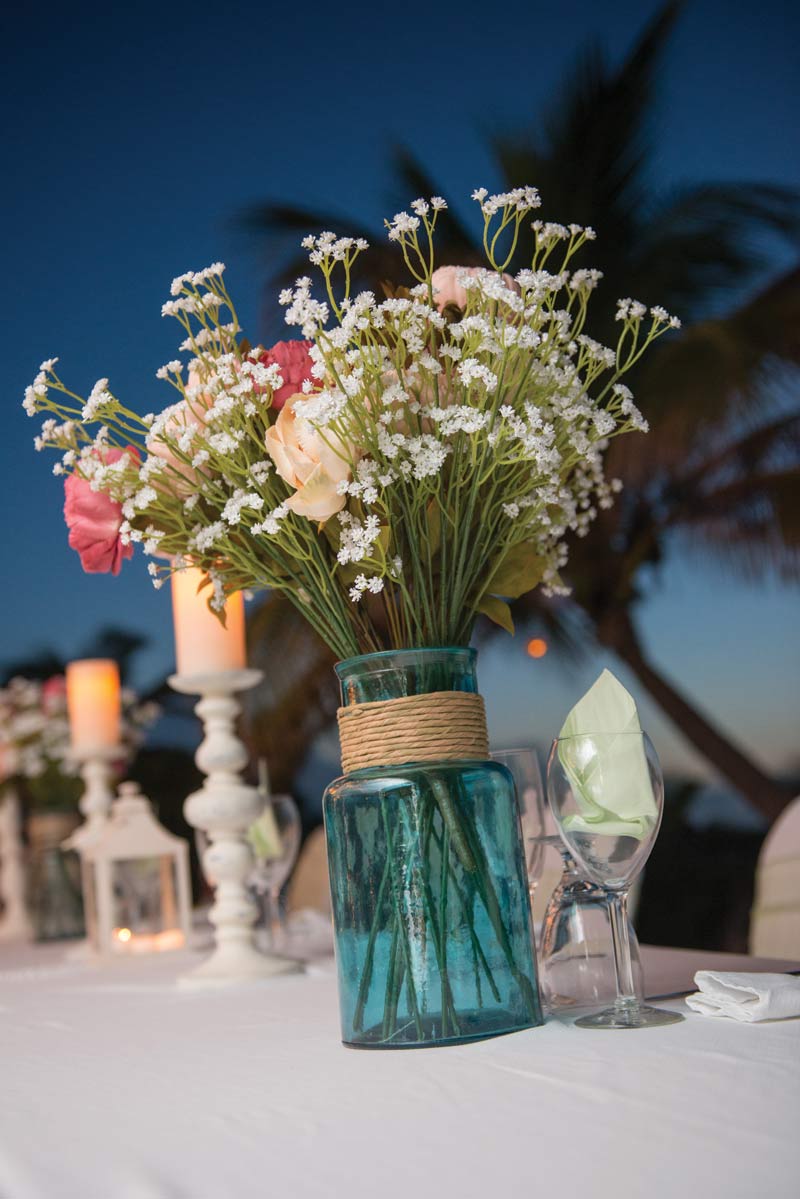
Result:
[323, 647, 543, 1049]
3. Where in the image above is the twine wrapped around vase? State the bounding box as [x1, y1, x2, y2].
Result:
[336, 690, 490, 774]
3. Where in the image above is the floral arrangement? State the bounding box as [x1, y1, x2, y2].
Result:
[25, 187, 678, 659]
[0, 676, 158, 811]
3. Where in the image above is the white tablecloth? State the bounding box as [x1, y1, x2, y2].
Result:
[1, 942, 798, 1199]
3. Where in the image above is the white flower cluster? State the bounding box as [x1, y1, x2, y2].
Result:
[269, 197, 680, 603]
[24, 196, 681, 652]
[169, 263, 225, 296]
[336, 512, 382, 564]
[300, 232, 369, 265]
[280, 276, 330, 338]
[23, 359, 59, 416]
[471, 186, 541, 217]
[0, 677, 158, 786]
[349, 574, 384, 603]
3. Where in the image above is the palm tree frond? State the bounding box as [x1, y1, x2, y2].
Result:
[621, 266, 800, 476]
[630, 184, 800, 318]
[537, 2, 680, 226]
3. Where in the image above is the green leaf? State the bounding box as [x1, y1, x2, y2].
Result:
[477, 595, 515, 635]
[375, 524, 391, 561]
[321, 521, 341, 552]
[483, 543, 547, 599]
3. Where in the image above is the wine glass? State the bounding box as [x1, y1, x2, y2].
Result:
[539, 843, 644, 1012]
[491, 748, 547, 920]
[546, 730, 683, 1028]
[249, 792, 302, 952]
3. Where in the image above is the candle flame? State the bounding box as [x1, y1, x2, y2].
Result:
[111, 927, 184, 953]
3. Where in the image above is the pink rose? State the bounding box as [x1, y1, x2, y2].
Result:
[258, 340, 316, 410]
[431, 265, 519, 312]
[63, 447, 138, 575]
[265, 395, 354, 522]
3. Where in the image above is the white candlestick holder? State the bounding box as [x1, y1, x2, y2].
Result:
[0, 787, 34, 943]
[169, 668, 298, 984]
[63, 747, 118, 853]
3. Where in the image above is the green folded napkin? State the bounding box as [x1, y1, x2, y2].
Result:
[558, 669, 657, 839]
[247, 803, 283, 861]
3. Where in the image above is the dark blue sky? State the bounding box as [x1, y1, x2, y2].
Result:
[2, 0, 798, 781]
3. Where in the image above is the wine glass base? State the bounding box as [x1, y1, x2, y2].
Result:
[575, 1003, 684, 1029]
[543, 993, 577, 1015]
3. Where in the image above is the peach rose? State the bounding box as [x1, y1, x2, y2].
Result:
[431, 265, 519, 312]
[265, 395, 354, 522]
[146, 370, 211, 491]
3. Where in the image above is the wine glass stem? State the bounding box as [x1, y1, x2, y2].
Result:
[528, 884, 538, 953]
[266, 888, 283, 950]
[608, 891, 638, 1011]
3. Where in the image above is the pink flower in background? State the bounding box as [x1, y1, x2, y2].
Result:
[41, 676, 67, 715]
[431, 265, 519, 312]
[257, 340, 316, 409]
[63, 448, 138, 575]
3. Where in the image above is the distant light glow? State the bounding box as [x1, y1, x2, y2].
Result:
[526, 638, 548, 659]
[115, 927, 132, 942]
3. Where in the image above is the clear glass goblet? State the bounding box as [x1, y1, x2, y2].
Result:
[539, 840, 644, 1012]
[248, 792, 302, 952]
[491, 748, 546, 921]
[546, 731, 683, 1029]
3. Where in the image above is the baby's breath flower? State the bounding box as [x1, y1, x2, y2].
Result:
[156, 360, 183, 380]
[386, 211, 420, 241]
[27, 186, 676, 665]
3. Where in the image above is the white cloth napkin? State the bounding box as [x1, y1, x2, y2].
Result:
[686, 970, 800, 1022]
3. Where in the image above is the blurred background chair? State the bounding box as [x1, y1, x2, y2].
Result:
[749, 795, 800, 958]
[286, 826, 331, 916]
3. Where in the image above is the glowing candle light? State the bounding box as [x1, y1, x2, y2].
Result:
[66, 659, 121, 752]
[171, 567, 246, 678]
[112, 927, 185, 954]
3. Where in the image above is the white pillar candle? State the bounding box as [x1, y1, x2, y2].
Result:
[66, 659, 121, 753]
[171, 568, 246, 678]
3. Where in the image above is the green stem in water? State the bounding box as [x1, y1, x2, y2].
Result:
[379, 802, 425, 1040]
[383, 930, 407, 1041]
[429, 775, 476, 874]
[382, 921, 402, 1041]
[455, 784, 541, 1021]
[414, 789, 461, 1037]
[428, 821, 501, 1005]
[439, 825, 451, 1033]
[352, 857, 392, 1034]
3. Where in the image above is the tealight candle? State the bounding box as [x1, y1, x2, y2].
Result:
[171, 567, 246, 678]
[66, 659, 121, 753]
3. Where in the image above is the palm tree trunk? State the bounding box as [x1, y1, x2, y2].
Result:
[598, 610, 793, 824]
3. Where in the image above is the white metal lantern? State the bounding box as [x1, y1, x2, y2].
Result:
[82, 781, 191, 957]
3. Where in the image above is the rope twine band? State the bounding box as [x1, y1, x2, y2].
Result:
[337, 690, 490, 774]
